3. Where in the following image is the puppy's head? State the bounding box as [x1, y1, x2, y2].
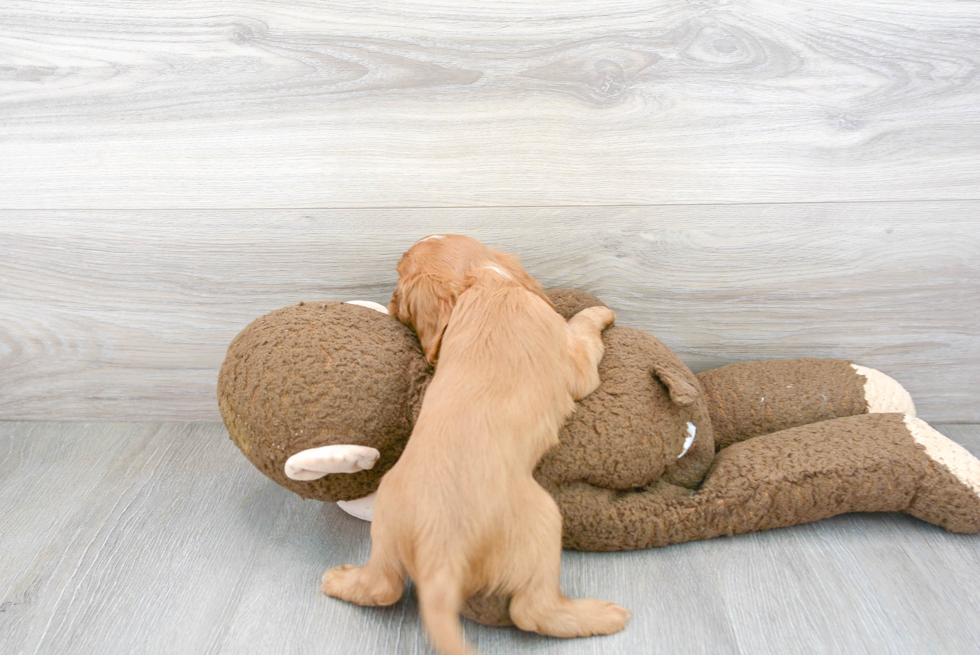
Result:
[389, 267, 466, 366]
[389, 235, 554, 365]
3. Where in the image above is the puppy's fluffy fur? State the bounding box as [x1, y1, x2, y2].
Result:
[323, 235, 629, 655]
[387, 234, 554, 365]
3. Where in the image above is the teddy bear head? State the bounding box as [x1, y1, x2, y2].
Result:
[218, 290, 715, 506]
[536, 290, 714, 493]
[217, 300, 432, 501]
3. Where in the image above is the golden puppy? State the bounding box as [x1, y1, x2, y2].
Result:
[323, 235, 629, 655]
[387, 234, 554, 365]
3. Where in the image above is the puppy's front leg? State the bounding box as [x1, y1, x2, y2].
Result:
[566, 306, 615, 400]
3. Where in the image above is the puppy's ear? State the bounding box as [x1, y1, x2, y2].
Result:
[387, 287, 402, 318]
[490, 250, 555, 309]
[397, 271, 465, 365]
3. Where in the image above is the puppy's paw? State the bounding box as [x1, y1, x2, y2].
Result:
[321, 564, 357, 598]
[595, 307, 616, 330]
[322, 564, 403, 606]
[574, 306, 616, 331]
[580, 599, 632, 636]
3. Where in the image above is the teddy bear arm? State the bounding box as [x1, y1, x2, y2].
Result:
[697, 358, 914, 449]
[550, 479, 723, 551]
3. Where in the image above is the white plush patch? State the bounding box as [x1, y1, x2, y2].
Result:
[678, 423, 697, 459]
[344, 300, 389, 315]
[852, 364, 916, 416]
[284, 445, 381, 480]
[904, 415, 980, 499]
[337, 492, 376, 522]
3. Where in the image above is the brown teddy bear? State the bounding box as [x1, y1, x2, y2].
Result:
[217, 291, 980, 626]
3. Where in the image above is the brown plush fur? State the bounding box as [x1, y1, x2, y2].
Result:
[323, 239, 627, 655]
[698, 358, 869, 448]
[217, 300, 432, 501]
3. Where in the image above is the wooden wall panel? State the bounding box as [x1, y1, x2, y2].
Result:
[1, 0, 979, 208]
[1, 202, 977, 421]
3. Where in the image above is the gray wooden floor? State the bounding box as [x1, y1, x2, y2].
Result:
[2, 421, 979, 655]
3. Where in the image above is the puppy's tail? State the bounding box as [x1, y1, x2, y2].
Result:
[417, 571, 477, 655]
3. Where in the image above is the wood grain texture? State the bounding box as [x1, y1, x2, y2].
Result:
[0, 422, 289, 654]
[1, 421, 979, 654]
[1, 202, 977, 422]
[1, 0, 979, 208]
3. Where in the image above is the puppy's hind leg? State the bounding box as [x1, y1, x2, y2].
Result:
[507, 488, 631, 638]
[322, 524, 405, 606]
[566, 306, 616, 400]
[322, 562, 404, 607]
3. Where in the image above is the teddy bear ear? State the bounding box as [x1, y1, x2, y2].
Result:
[284, 445, 381, 480]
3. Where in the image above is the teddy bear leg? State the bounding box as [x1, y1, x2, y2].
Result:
[699, 413, 980, 536]
[552, 414, 980, 552]
[697, 358, 914, 448]
[901, 416, 980, 533]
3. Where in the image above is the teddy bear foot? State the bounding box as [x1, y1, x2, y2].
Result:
[902, 416, 980, 533]
[852, 364, 916, 416]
